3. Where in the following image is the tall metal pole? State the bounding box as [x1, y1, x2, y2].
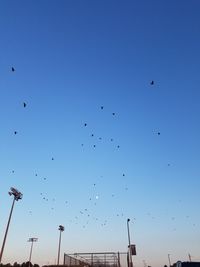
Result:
[57, 225, 64, 265]
[0, 197, 15, 263]
[168, 254, 171, 267]
[29, 240, 34, 263]
[117, 252, 121, 267]
[57, 230, 62, 265]
[28, 237, 38, 265]
[127, 219, 133, 267]
[0, 187, 22, 264]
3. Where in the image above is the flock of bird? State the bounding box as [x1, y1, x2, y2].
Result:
[6, 66, 196, 234]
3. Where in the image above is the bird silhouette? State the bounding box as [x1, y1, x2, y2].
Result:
[101, 106, 104, 110]
[14, 131, 17, 135]
[11, 67, 15, 72]
[112, 112, 115, 116]
[23, 102, 26, 108]
[150, 80, 154, 85]
[84, 123, 87, 127]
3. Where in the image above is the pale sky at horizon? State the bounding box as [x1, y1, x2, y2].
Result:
[0, 1, 200, 267]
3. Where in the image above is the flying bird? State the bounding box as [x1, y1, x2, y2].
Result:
[14, 131, 17, 135]
[84, 123, 87, 127]
[11, 67, 15, 72]
[101, 106, 104, 110]
[150, 80, 154, 85]
[23, 102, 27, 108]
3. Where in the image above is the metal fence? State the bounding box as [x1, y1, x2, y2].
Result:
[64, 252, 128, 267]
[64, 253, 89, 267]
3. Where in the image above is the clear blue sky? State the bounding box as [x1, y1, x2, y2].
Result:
[0, 1, 200, 266]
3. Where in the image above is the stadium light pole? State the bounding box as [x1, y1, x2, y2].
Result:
[28, 237, 38, 267]
[0, 187, 23, 263]
[57, 225, 64, 265]
[127, 218, 133, 267]
[168, 254, 171, 267]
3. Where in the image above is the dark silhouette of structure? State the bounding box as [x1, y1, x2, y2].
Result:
[0, 188, 23, 263]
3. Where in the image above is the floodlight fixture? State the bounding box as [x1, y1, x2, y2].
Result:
[58, 225, 65, 232]
[9, 187, 23, 201]
[28, 238, 38, 242]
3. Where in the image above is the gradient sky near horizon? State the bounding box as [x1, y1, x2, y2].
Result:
[0, 1, 200, 267]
